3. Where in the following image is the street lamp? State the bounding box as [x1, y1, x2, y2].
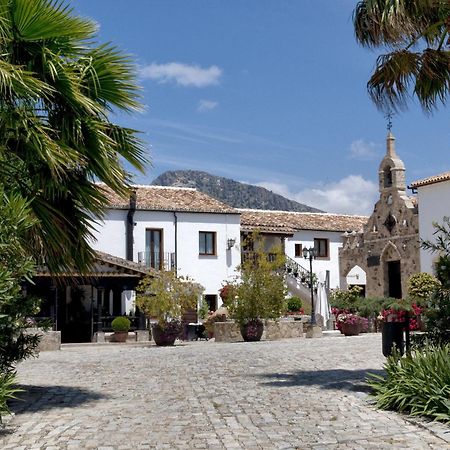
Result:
[303, 246, 317, 326]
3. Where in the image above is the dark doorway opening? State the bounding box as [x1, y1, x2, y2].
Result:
[387, 260, 402, 298]
[204, 294, 218, 312]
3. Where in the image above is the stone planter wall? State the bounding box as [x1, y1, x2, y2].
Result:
[24, 328, 61, 351]
[93, 330, 150, 343]
[214, 320, 304, 343]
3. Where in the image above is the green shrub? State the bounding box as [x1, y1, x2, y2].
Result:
[286, 297, 302, 312]
[111, 316, 131, 332]
[367, 345, 450, 422]
[355, 297, 385, 318]
[407, 272, 440, 305]
[329, 286, 362, 312]
[0, 371, 22, 422]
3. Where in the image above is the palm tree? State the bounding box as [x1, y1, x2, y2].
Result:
[0, 0, 148, 272]
[353, 0, 450, 112]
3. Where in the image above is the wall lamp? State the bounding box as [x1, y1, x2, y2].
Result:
[227, 238, 236, 250]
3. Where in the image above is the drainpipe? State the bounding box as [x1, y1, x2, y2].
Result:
[174, 212, 178, 275]
[126, 190, 136, 261]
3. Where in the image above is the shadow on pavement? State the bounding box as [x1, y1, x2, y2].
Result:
[10, 384, 106, 415]
[255, 369, 384, 393]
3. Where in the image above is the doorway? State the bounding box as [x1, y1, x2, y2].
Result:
[387, 260, 402, 298]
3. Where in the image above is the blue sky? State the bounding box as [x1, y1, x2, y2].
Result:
[72, 0, 449, 215]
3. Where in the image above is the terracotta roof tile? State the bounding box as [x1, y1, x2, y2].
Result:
[99, 184, 238, 214]
[239, 209, 368, 233]
[410, 171, 450, 188]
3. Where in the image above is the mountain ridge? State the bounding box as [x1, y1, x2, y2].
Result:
[151, 170, 323, 213]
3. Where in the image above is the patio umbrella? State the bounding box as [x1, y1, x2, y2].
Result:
[315, 271, 330, 329]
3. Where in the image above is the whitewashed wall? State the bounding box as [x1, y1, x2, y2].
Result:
[416, 180, 450, 274]
[285, 230, 344, 289]
[90, 209, 127, 258]
[91, 209, 241, 299]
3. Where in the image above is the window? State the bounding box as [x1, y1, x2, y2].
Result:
[294, 243, 302, 257]
[314, 238, 329, 258]
[199, 231, 216, 255]
[145, 229, 163, 269]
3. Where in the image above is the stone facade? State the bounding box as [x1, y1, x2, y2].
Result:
[339, 132, 420, 298]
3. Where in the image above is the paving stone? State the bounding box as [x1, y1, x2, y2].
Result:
[0, 335, 448, 449]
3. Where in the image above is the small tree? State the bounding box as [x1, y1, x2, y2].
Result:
[421, 218, 450, 344]
[136, 271, 204, 330]
[0, 192, 41, 373]
[407, 272, 440, 305]
[228, 233, 287, 326]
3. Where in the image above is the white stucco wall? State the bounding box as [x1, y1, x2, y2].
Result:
[285, 230, 344, 289]
[90, 209, 127, 258]
[417, 180, 450, 274]
[91, 208, 241, 300]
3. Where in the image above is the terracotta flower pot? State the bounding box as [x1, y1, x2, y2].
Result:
[240, 319, 264, 342]
[112, 331, 128, 342]
[339, 322, 360, 336]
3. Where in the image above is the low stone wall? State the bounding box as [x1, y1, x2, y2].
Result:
[25, 328, 61, 351]
[93, 330, 150, 343]
[214, 320, 304, 343]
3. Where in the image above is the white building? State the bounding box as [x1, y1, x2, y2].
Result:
[91, 185, 241, 311]
[410, 172, 450, 274]
[239, 209, 367, 299]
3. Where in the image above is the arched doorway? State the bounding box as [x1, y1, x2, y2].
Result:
[346, 265, 367, 297]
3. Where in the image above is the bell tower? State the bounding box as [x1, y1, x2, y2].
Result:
[378, 131, 406, 195]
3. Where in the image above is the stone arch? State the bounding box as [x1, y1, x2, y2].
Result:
[382, 164, 393, 188]
[380, 241, 401, 262]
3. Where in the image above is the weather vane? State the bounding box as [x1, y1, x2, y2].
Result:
[385, 110, 394, 131]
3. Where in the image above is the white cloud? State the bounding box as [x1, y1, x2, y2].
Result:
[256, 175, 378, 215]
[139, 62, 222, 87]
[349, 139, 379, 160]
[197, 99, 218, 112]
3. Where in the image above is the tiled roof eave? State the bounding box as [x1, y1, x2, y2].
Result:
[107, 206, 239, 214]
[410, 172, 450, 188]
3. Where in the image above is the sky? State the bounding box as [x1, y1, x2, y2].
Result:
[72, 0, 450, 215]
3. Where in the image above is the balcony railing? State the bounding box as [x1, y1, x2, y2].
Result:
[137, 251, 176, 270]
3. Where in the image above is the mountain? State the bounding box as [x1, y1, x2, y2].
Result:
[151, 170, 323, 212]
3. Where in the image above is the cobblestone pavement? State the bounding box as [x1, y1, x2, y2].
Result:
[1, 334, 449, 449]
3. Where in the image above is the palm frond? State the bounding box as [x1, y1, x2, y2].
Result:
[12, 0, 96, 41]
[79, 43, 142, 113]
[368, 50, 420, 111]
[415, 48, 450, 110]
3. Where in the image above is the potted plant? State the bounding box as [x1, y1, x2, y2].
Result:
[136, 271, 204, 346]
[380, 298, 413, 356]
[228, 233, 287, 341]
[336, 313, 363, 336]
[111, 316, 131, 342]
[286, 297, 304, 318]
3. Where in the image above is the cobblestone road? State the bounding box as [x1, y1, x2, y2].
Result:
[0, 334, 449, 449]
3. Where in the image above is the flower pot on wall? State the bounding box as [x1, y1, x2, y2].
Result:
[240, 319, 264, 342]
